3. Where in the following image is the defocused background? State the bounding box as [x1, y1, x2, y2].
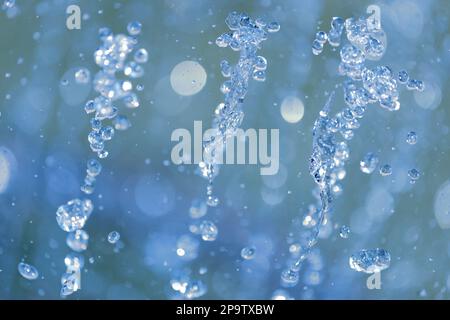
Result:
[0, 0, 449, 299]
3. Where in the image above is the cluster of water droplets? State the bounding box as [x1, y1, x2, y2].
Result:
[85, 22, 147, 159]
[54, 22, 148, 297]
[349, 248, 391, 273]
[280, 11, 423, 288]
[198, 12, 279, 208]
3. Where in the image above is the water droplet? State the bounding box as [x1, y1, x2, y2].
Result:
[86, 159, 102, 177]
[408, 168, 421, 183]
[74, 68, 90, 84]
[56, 199, 93, 232]
[360, 152, 379, 174]
[199, 221, 218, 241]
[266, 21, 280, 33]
[66, 230, 89, 252]
[241, 246, 256, 260]
[127, 21, 142, 36]
[281, 269, 299, 287]
[339, 225, 351, 239]
[406, 131, 417, 145]
[107, 231, 120, 244]
[349, 248, 390, 273]
[64, 253, 84, 271]
[189, 199, 207, 219]
[17, 262, 39, 280]
[134, 48, 148, 64]
[113, 115, 131, 131]
[379, 164, 392, 176]
[398, 70, 409, 84]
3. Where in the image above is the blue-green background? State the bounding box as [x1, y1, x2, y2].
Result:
[0, 0, 449, 299]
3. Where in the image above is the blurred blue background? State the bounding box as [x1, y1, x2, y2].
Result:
[0, 0, 450, 299]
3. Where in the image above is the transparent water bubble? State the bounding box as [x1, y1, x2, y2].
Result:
[124, 61, 144, 78]
[60, 271, 80, 296]
[56, 199, 93, 232]
[379, 164, 392, 176]
[360, 152, 379, 174]
[254, 55, 267, 71]
[252, 70, 266, 81]
[107, 231, 120, 244]
[134, 48, 148, 64]
[241, 246, 256, 260]
[312, 39, 324, 55]
[17, 262, 39, 280]
[100, 126, 115, 141]
[199, 221, 218, 241]
[349, 248, 391, 273]
[74, 68, 90, 84]
[64, 253, 84, 271]
[86, 158, 102, 177]
[281, 269, 299, 287]
[406, 79, 425, 92]
[113, 115, 131, 131]
[315, 31, 328, 44]
[66, 230, 89, 252]
[406, 131, 418, 145]
[408, 168, 421, 183]
[85, 100, 95, 114]
[339, 225, 351, 239]
[124, 93, 140, 108]
[189, 199, 207, 219]
[127, 21, 142, 36]
[398, 70, 409, 84]
[266, 21, 280, 33]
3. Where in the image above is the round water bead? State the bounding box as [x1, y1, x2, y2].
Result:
[127, 21, 142, 36]
[254, 56, 267, 71]
[189, 199, 207, 219]
[87, 158, 102, 177]
[85, 100, 95, 114]
[398, 70, 409, 84]
[408, 168, 421, 183]
[266, 21, 280, 33]
[252, 70, 266, 82]
[134, 48, 148, 64]
[74, 68, 90, 84]
[100, 126, 114, 141]
[56, 199, 93, 232]
[107, 231, 120, 244]
[66, 230, 89, 252]
[379, 164, 392, 176]
[315, 31, 328, 44]
[199, 221, 218, 241]
[280, 269, 299, 287]
[339, 225, 351, 239]
[349, 248, 390, 273]
[17, 262, 39, 280]
[406, 131, 417, 145]
[312, 39, 323, 55]
[241, 246, 256, 260]
[113, 115, 131, 131]
[360, 152, 379, 174]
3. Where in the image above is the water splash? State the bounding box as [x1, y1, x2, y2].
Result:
[56, 22, 149, 297]
[199, 12, 279, 208]
[282, 9, 423, 286]
[349, 248, 391, 273]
